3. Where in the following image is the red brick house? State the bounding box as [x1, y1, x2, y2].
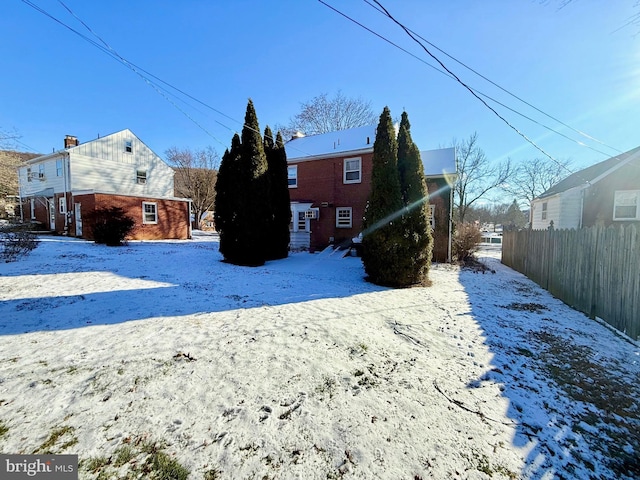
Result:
[18, 130, 191, 241]
[285, 126, 456, 261]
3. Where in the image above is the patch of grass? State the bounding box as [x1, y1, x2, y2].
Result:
[113, 445, 135, 467]
[0, 420, 8, 439]
[315, 375, 337, 399]
[80, 436, 189, 480]
[144, 450, 189, 480]
[66, 366, 78, 374]
[33, 425, 77, 454]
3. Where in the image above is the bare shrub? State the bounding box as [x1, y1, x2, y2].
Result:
[453, 223, 482, 262]
[1, 223, 39, 262]
[88, 207, 135, 246]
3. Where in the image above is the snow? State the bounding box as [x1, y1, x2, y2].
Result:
[285, 125, 376, 161]
[0, 234, 638, 479]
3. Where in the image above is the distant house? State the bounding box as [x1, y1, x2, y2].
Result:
[18, 129, 191, 240]
[285, 125, 456, 262]
[531, 147, 640, 230]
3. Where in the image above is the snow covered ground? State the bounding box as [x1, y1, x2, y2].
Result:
[0, 233, 638, 479]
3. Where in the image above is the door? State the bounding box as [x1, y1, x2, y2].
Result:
[74, 203, 82, 237]
[48, 199, 55, 230]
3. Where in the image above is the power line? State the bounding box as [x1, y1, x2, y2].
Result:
[21, 0, 311, 156]
[362, 0, 622, 156]
[319, 0, 617, 161]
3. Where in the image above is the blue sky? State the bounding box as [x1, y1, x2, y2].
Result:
[2, 1, 639, 176]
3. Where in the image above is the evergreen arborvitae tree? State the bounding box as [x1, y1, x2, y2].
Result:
[215, 100, 271, 266]
[361, 107, 406, 286]
[236, 99, 271, 266]
[214, 133, 242, 261]
[263, 127, 291, 260]
[396, 111, 432, 284]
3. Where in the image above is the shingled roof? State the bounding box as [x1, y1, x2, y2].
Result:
[538, 146, 640, 199]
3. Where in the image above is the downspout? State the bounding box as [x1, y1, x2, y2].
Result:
[62, 152, 70, 234]
[447, 184, 454, 263]
[578, 188, 584, 229]
[188, 199, 193, 239]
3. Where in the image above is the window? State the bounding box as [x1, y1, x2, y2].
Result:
[613, 190, 639, 220]
[136, 170, 147, 184]
[27, 167, 32, 182]
[429, 204, 436, 230]
[59, 197, 66, 214]
[38, 164, 45, 180]
[343, 157, 361, 184]
[56, 159, 63, 176]
[288, 165, 298, 188]
[336, 207, 352, 228]
[541, 202, 548, 220]
[142, 202, 157, 224]
[125, 140, 133, 153]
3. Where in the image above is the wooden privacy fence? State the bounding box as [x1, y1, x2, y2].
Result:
[502, 224, 639, 341]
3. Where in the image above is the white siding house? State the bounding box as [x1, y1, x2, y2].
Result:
[18, 130, 191, 240]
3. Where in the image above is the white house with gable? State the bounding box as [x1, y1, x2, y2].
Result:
[18, 129, 191, 240]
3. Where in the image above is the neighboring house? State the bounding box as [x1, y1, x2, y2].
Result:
[531, 147, 640, 230]
[285, 125, 456, 262]
[18, 129, 191, 240]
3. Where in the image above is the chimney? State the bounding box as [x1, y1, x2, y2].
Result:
[64, 135, 79, 148]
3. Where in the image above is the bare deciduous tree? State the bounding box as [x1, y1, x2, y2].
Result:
[165, 146, 219, 230]
[503, 157, 572, 205]
[453, 132, 512, 224]
[282, 91, 378, 138]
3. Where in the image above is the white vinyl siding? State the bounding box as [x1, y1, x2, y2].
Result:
[142, 202, 158, 224]
[343, 157, 361, 184]
[613, 190, 640, 220]
[18, 157, 67, 196]
[336, 207, 352, 228]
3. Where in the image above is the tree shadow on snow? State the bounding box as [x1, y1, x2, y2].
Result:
[0, 236, 387, 335]
[457, 251, 640, 480]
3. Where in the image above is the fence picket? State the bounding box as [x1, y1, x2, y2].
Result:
[502, 224, 639, 341]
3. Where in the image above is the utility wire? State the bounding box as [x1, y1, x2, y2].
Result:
[362, 0, 622, 156]
[22, 0, 310, 155]
[318, 0, 613, 160]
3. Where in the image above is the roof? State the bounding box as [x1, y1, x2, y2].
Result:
[420, 147, 456, 178]
[538, 146, 640, 199]
[285, 125, 376, 161]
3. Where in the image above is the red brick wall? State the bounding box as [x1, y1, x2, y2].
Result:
[289, 153, 373, 250]
[73, 193, 190, 241]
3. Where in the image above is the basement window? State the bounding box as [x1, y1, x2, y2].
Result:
[142, 202, 157, 224]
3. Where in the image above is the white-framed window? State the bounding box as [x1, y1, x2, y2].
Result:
[142, 202, 158, 224]
[343, 157, 361, 184]
[56, 159, 63, 176]
[613, 190, 639, 220]
[288, 165, 298, 188]
[541, 202, 548, 220]
[58, 197, 66, 214]
[125, 140, 133, 153]
[38, 163, 45, 180]
[429, 204, 436, 230]
[336, 207, 352, 228]
[27, 167, 32, 182]
[136, 170, 147, 184]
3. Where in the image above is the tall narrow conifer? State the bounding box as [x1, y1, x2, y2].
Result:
[264, 127, 291, 260]
[362, 107, 405, 286]
[397, 111, 432, 284]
